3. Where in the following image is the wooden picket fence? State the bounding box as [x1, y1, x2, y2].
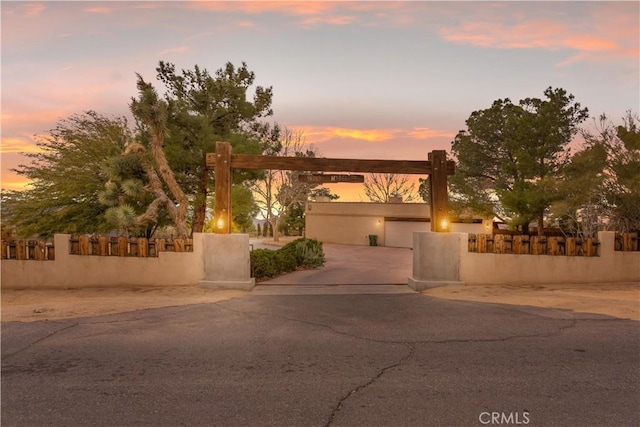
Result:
[614, 233, 639, 252]
[1, 235, 194, 260]
[1, 239, 56, 260]
[468, 234, 601, 256]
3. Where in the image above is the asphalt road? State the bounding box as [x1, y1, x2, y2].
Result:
[2, 293, 638, 427]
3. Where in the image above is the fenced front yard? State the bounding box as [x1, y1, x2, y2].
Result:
[1, 234, 253, 291]
[1, 235, 194, 260]
[467, 233, 638, 256]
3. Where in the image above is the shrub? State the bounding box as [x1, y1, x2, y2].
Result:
[295, 238, 325, 268]
[251, 238, 325, 280]
[250, 249, 279, 279]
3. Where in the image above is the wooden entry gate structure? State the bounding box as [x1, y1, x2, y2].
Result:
[206, 141, 455, 234]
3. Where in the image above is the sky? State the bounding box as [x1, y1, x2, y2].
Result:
[1, 0, 638, 201]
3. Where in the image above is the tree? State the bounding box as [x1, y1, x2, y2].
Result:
[576, 112, 640, 233]
[450, 87, 589, 234]
[251, 127, 318, 242]
[97, 148, 171, 237]
[130, 75, 190, 238]
[309, 187, 340, 202]
[551, 143, 608, 237]
[150, 61, 273, 234]
[363, 173, 418, 203]
[231, 185, 259, 233]
[1, 111, 134, 237]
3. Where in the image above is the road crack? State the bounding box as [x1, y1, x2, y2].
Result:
[2, 322, 78, 359]
[324, 343, 415, 427]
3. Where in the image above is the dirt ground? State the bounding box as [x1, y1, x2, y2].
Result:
[2, 282, 639, 323]
[1, 287, 247, 323]
[424, 282, 640, 321]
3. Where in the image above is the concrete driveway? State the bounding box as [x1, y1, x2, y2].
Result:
[2, 292, 638, 426]
[256, 243, 413, 286]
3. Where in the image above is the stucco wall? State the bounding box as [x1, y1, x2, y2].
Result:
[459, 231, 640, 285]
[1, 233, 253, 290]
[411, 231, 640, 288]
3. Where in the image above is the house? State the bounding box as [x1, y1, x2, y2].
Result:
[304, 202, 491, 248]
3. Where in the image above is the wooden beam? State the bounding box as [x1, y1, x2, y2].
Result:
[213, 141, 232, 234]
[429, 150, 450, 232]
[298, 174, 365, 184]
[206, 153, 454, 175]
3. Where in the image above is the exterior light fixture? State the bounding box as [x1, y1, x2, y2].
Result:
[216, 209, 227, 230]
[440, 218, 449, 231]
[216, 217, 225, 229]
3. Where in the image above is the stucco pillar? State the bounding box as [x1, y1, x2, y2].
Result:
[199, 234, 255, 290]
[408, 232, 465, 291]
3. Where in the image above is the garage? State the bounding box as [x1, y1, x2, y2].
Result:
[384, 219, 430, 248]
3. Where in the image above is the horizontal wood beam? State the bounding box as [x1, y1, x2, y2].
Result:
[206, 153, 454, 175]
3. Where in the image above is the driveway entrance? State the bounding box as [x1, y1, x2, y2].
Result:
[256, 243, 413, 286]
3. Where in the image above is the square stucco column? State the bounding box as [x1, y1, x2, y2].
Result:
[408, 232, 464, 291]
[199, 234, 255, 291]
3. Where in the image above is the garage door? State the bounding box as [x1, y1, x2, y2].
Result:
[384, 221, 430, 248]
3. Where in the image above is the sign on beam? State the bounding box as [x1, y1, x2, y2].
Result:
[299, 174, 365, 184]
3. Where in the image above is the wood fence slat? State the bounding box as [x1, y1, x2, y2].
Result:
[468, 234, 477, 252]
[1, 240, 8, 260]
[174, 239, 185, 252]
[46, 242, 55, 260]
[129, 238, 138, 257]
[9, 240, 16, 259]
[15, 240, 27, 260]
[137, 238, 148, 257]
[33, 240, 46, 260]
[118, 237, 128, 257]
[156, 239, 166, 253]
[79, 236, 90, 256]
[98, 236, 109, 256]
[69, 235, 79, 255]
[477, 234, 487, 253]
[148, 239, 157, 257]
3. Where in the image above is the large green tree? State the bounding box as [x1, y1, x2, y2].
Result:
[450, 87, 589, 234]
[573, 112, 640, 233]
[147, 61, 274, 234]
[1, 111, 135, 237]
[551, 142, 608, 237]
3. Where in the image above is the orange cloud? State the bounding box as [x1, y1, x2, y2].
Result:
[0, 137, 41, 154]
[300, 127, 400, 143]
[296, 126, 456, 144]
[407, 127, 456, 140]
[0, 176, 33, 191]
[85, 6, 112, 14]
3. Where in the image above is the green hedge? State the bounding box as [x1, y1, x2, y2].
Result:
[251, 238, 325, 280]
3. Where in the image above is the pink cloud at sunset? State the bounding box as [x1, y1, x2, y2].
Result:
[85, 6, 112, 15]
[299, 126, 456, 145]
[407, 128, 456, 140]
[186, 1, 337, 17]
[440, 10, 638, 65]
